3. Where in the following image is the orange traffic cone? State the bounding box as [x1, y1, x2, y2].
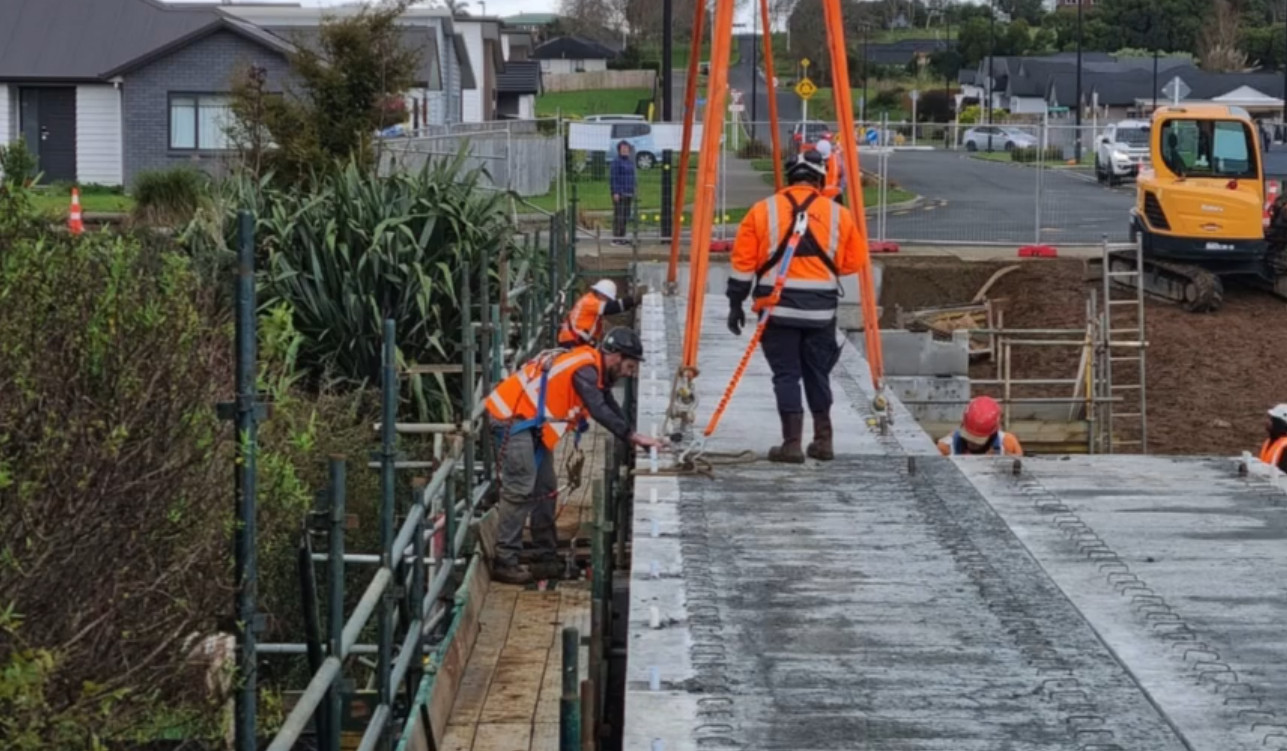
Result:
[68, 188, 84, 236]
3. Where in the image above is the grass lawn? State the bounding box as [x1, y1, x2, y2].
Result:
[746, 158, 915, 206]
[31, 190, 134, 215]
[536, 88, 653, 118]
[524, 161, 699, 213]
[969, 150, 1092, 168]
[811, 87, 908, 121]
[639, 40, 740, 69]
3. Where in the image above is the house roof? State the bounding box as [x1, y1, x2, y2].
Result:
[505, 13, 561, 25]
[102, 16, 296, 78]
[497, 59, 541, 95]
[0, 0, 218, 81]
[531, 36, 617, 61]
[260, 25, 446, 90]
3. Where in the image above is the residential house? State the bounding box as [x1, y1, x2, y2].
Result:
[498, 30, 540, 120]
[454, 17, 506, 122]
[861, 38, 948, 68]
[531, 36, 617, 75]
[503, 12, 561, 43]
[0, 0, 473, 186]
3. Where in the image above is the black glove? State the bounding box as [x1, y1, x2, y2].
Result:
[727, 305, 746, 336]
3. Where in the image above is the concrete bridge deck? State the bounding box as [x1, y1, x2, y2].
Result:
[625, 261, 1287, 750]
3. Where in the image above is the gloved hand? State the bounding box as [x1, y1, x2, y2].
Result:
[727, 304, 746, 336]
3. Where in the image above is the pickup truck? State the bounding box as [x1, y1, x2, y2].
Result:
[1095, 120, 1151, 185]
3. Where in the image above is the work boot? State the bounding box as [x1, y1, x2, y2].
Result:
[492, 562, 533, 585]
[530, 555, 570, 581]
[807, 411, 834, 461]
[767, 412, 806, 464]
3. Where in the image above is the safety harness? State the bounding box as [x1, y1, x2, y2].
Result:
[951, 430, 1004, 456]
[494, 349, 587, 499]
[754, 192, 841, 286]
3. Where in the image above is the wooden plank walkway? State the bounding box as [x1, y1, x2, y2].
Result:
[442, 428, 602, 749]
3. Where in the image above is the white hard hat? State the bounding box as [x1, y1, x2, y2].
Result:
[815, 139, 832, 158]
[591, 279, 618, 300]
[1269, 404, 1287, 421]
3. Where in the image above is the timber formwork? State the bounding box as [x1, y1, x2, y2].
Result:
[626, 261, 1287, 751]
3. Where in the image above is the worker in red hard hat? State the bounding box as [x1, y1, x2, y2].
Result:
[558, 279, 645, 348]
[1259, 404, 1287, 472]
[937, 396, 1024, 456]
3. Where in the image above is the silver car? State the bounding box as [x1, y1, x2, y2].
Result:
[962, 125, 1038, 152]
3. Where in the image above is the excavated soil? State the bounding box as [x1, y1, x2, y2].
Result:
[881, 256, 1283, 456]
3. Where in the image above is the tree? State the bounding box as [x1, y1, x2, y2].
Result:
[558, 0, 619, 39]
[1096, 0, 1209, 53]
[1242, 24, 1286, 69]
[997, 0, 1045, 25]
[1199, 0, 1248, 71]
[230, 1, 420, 181]
[955, 17, 993, 67]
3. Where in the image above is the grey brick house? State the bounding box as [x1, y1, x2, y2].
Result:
[0, 0, 473, 187]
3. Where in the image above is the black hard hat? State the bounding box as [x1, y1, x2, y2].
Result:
[601, 327, 645, 361]
[785, 149, 827, 183]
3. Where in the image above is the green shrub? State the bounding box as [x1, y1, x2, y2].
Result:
[0, 140, 38, 187]
[131, 167, 211, 226]
[737, 139, 774, 159]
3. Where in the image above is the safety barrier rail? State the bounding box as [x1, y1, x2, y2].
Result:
[226, 198, 582, 750]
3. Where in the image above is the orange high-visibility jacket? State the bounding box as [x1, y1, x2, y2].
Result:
[1260, 436, 1287, 469]
[727, 184, 866, 328]
[822, 152, 843, 198]
[485, 346, 603, 450]
[559, 291, 609, 346]
[937, 430, 1024, 457]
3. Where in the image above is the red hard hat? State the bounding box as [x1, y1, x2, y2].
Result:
[960, 396, 1002, 444]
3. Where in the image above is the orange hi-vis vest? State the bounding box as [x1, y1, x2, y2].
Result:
[485, 346, 603, 450]
[937, 430, 1024, 457]
[559, 291, 608, 346]
[1260, 436, 1287, 468]
[822, 152, 842, 198]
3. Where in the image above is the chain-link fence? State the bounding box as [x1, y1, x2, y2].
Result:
[380, 116, 1137, 249]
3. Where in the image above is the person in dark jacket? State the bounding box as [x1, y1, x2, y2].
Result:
[610, 140, 637, 246]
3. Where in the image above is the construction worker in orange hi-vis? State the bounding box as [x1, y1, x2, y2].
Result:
[937, 396, 1024, 456]
[814, 135, 844, 204]
[557, 279, 645, 348]
[485, 328, 664, 585]
[1259, 404, 1287, 472]
[726, 149, 866, 464]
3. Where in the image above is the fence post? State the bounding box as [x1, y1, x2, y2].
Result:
[232, 210, 260, 751]
[1035, 116, 1046, 247]
[569, 183, 579, 268]
[377, 318, 397, 751]
[409, 477, 427, 695]
[478, 249, 494, 486]
[461, 261, 476, 512]
[560, 627, 582, 750]
[549, 214, 560, 346]
[324, 457, 346, 751]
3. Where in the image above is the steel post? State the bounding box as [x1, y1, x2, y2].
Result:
[298, 531, 325, 740]
[461, 262, 476, 512]
[409, 478, 428, 693]
[233, 211, 259, 751]
[570, 184, 580, 280]
[325, 458, 346, 751]
[479, 253, 494, 485]
[491, 303, 504, 384]
[377, 319, 397, 751]
[560, 627, 582, 750]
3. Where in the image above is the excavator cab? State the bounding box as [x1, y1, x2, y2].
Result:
[1129, 105, 1284, 311]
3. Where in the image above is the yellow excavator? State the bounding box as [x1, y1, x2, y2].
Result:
[1127, 104, 1287, 312]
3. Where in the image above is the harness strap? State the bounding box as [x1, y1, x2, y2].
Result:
[755, 192, 841, 280]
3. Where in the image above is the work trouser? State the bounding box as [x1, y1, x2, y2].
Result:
[494, 428, 559, 568]
[612, 196, 633, 240]
[760, 319, 840, 415]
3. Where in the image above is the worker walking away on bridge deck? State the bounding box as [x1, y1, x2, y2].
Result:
[814, 136, 845, 205]
[727, 149, 866, 464]
[937, 396, 1024, 456]
[558, 279, 645, 348]
[485, 328, 664, 584]
[1259, 404, 1287, 472]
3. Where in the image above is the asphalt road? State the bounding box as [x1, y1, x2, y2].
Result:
[669, 34, 802, 148]
[879, 150, 1137, 246]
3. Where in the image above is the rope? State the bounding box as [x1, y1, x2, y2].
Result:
[633, 449, 759, 479]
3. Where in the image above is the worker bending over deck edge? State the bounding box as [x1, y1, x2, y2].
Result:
[937, 396, 1024, 456]
[1260, 404, 1287, 473]
[485, 328, 664, 585]
[558, 279, 645, 348]
[727, 150, 866, 464]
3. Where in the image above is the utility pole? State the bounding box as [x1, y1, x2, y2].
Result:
[1152, 46, 1159, 114]
[944, 1, 951, 113]
[661, 0, 673, 237]
[1074, 0, 1083, 161]
[752, 11, 759, 141]
[1282, 5, 1286, 124]
[987, 0, 994, 151]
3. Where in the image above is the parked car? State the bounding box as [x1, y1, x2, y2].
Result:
[1095, 120, 1151, 185]
[962, 125, 1038, 152]
[584, 114, 646, 123]
[589, 119, 659, 169]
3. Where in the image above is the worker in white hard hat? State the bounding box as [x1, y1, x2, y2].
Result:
[1260, 404, 1287, 472]
[813, 136, 845, 205]
[557, 279, 646, 348]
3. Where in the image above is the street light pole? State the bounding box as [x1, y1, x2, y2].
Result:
[660, 0, 673, 237]
[752, 9, 759, 140]
[987, 0, 994, 151]
[1074, 0, 1083, 161]
[1281, 6, 1287, 123]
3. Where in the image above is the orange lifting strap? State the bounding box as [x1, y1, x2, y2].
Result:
[667, 0, 886, 442]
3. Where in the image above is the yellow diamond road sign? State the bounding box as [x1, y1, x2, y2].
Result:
[795, 77, 817, 100]
[801, 57, 811, 68]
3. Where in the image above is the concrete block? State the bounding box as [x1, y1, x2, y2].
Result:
[887, 375, 970, 422]
[877, 329, 969, 377]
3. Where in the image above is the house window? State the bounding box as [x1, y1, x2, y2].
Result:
[169, 94, 233, 151]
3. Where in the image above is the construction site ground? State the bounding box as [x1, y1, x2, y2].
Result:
[579, 248, 1283, 456]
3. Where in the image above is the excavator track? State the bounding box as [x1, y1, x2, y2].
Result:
[1107, 255, 1224, 313]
